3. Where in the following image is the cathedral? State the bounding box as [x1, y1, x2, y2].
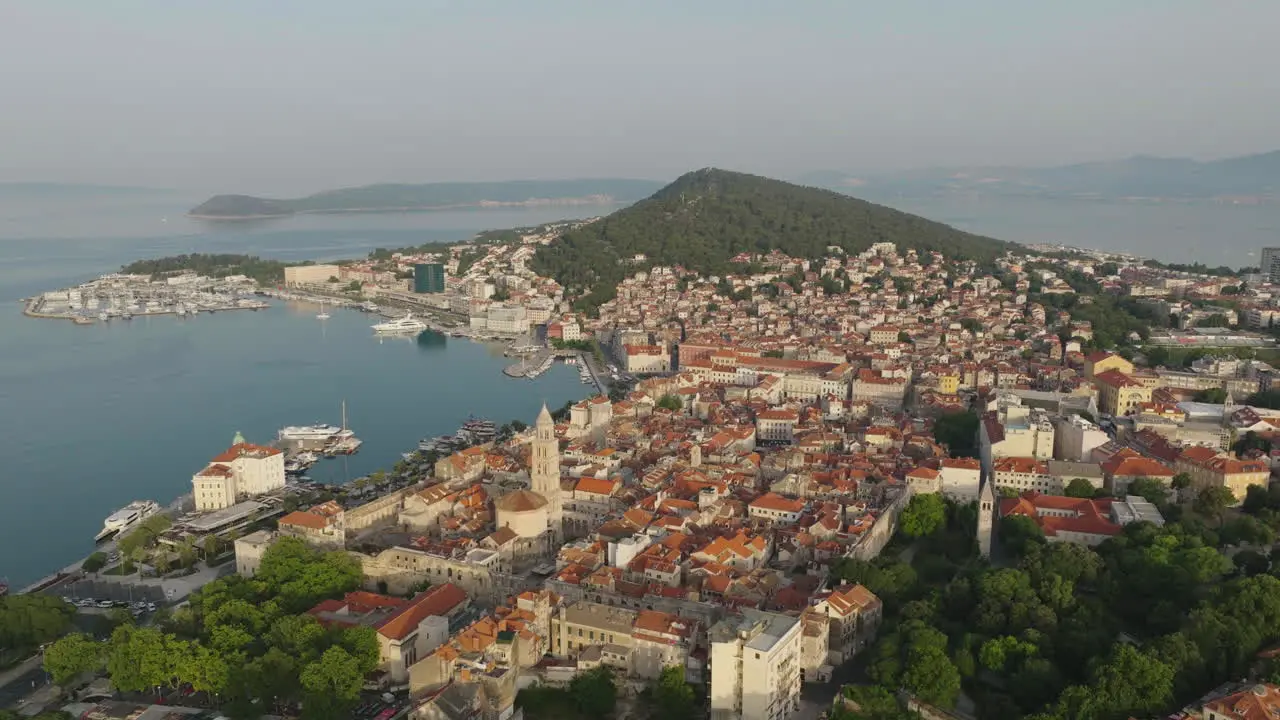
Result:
[493, 404, 564, 561]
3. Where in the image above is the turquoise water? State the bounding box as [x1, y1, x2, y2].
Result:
[0, 197, 607, 588]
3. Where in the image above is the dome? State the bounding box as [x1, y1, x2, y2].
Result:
[494, 489, 549, 513]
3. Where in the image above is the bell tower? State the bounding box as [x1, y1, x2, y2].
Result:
[531, 404, 562, 539]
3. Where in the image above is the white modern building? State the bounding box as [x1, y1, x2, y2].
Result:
[1055, 414, 1109, 463]
[710, 609, 802, 720]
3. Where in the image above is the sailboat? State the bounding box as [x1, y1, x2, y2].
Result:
[316, 300, 330, 321]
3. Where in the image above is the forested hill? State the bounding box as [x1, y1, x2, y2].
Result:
[532, 168, 1017, 312]
[188, 178, 662, 218]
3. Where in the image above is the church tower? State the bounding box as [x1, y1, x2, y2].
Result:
[977, 477, 995, 558]
[531, 404, 563, 540]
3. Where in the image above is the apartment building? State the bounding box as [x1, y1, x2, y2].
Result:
[709, 609, 802, 720]
[1175, 446, 1271, 504]
[1093, 369, 1152, 417]
[992, 457, 1058, 495]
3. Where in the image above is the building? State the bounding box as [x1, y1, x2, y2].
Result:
[493, 404, 563, 556]
[999, 492, 1123, 546]
[757, 409, 800, 444]
[485, 304, 529, 334]
[1200, 681, 1280, 720]
[309, 583, 468, 683]
[939, 457, 982, 503]
[1093, 369, 1152, 417]
[278, 501, 346, 549]
[1083, 351, 1134, 379]
[1175, 446, 1270, 504]
[413, 263, 445, 294]
[624, 344, 670, 374]
[192, 439, 286, 512]
[1101, 449, 1175, 497]
[709, 609, 802, 720]
[810, 584, 882, 665]
[977, 479, 994, 558]
[234, 529, 276, 578]
[748, 493, 806, 524]
[1263, 247, 1280, 284]
[992, 457, 1057, 495]
[283, 264, 341, 287]
[979, 394, 1055, 475]
[1055, 414, 1109, 462]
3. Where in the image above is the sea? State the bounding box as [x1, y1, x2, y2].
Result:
[2, 186, 1279, 589]
[0, 191, 616, 589]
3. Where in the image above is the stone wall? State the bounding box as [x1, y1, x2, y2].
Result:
[345, 490, 408, 531]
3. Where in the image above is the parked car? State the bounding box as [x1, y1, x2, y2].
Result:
[95, 600, 114, 608]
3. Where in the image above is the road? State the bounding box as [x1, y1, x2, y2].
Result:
[0, 654, 48, 710]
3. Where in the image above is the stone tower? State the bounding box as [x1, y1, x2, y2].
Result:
[977, 476, 995, 558]
[531, 404, 563, 540]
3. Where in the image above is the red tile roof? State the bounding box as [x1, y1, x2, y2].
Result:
[376, 583, 467, 641]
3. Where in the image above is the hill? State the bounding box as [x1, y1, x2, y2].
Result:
[532, 168, 1016, 312]
[188, 178, 663, 218]
[803, 150, 1280, 200]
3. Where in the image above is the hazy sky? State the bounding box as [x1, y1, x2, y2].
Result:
[2, 1, 1277, 194]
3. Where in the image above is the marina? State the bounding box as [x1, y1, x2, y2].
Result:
[23, 272, 270, 324]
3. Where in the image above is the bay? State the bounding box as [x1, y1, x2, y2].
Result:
[0, 193, 611, 589]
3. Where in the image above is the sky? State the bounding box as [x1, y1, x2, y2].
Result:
[1, 0, 1278, 194]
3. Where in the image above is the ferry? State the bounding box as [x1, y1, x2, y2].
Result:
[95, 500, 161, 543]
[278, 424, 343, 442]
[373, 315, 428, 334]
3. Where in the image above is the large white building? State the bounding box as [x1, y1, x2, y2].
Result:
[710, 609, 802, 720]
[193, 437, 286, 512]
[979, 394, 1055, 475]
[1055, 414, 1109, 463]
[485, 304, 529, 334]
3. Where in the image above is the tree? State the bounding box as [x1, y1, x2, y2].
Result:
[831, 685, 909, 720]
[656, 394, 683, 411]
[1234, 549, 1270, 576]
[902, 645, 961, 708]
[82, 552, 109, 573]
[203, 535, 222, 559]
[106, 625, 181, 693]
[267, 615, 327, 663]
[569, 666, 617, 717]
[899, 494, 947, 538]
[43, 633, 103, 685]
[338, 626, 380, 675]
[650, 665, 697, 720]
[932, 411, 979, 458]
[299, 647, 363, 719]
[0, 595, 74, 652]
[999, 514, 1045, 555]
[1195, 486, 1236, 523]
[244, 648, 300, 712]
[1127, 477, 1172, 506]
[1171, 473, 1193, 491]
[1064, 478, 1098, 498]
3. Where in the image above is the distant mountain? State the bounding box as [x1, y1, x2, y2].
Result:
[532, 168, 1015, 311]
[803, 150, 1280, 200]
[188, 179, 664, 219]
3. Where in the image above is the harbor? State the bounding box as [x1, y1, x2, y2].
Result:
[23, 272, 270, 324]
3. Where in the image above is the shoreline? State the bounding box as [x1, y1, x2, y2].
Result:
[187, 198, 625, 221]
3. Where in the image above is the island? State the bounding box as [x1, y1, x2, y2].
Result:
[188, 178, 664, 219]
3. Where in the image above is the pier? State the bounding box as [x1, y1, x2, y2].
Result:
[24, 273, 269, 324]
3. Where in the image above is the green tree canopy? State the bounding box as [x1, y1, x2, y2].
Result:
[932, 411, 979, 458]
[899, 494, 947, 538]
[42, 633, 104, 685]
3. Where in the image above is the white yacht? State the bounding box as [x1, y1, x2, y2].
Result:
[372, 314, 427, 334]
[277, 424, 343, 442]
[96, 500, 161, 543]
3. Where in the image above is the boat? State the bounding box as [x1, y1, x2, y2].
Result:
[372, 314, 428, 334]
[278, 424, 343, 442]
[95, 500, 161, 543]
[316, 300, 330, 321]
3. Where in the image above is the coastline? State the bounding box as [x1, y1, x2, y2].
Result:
[187, 197, 625, 221]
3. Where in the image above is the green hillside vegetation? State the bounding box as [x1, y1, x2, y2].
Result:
[189, 179, 662, 218]
[531, 168, 1016, 313]
[121, 253, 304, 284]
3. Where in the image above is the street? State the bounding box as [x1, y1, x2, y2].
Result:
[0, 654, 48, 710]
